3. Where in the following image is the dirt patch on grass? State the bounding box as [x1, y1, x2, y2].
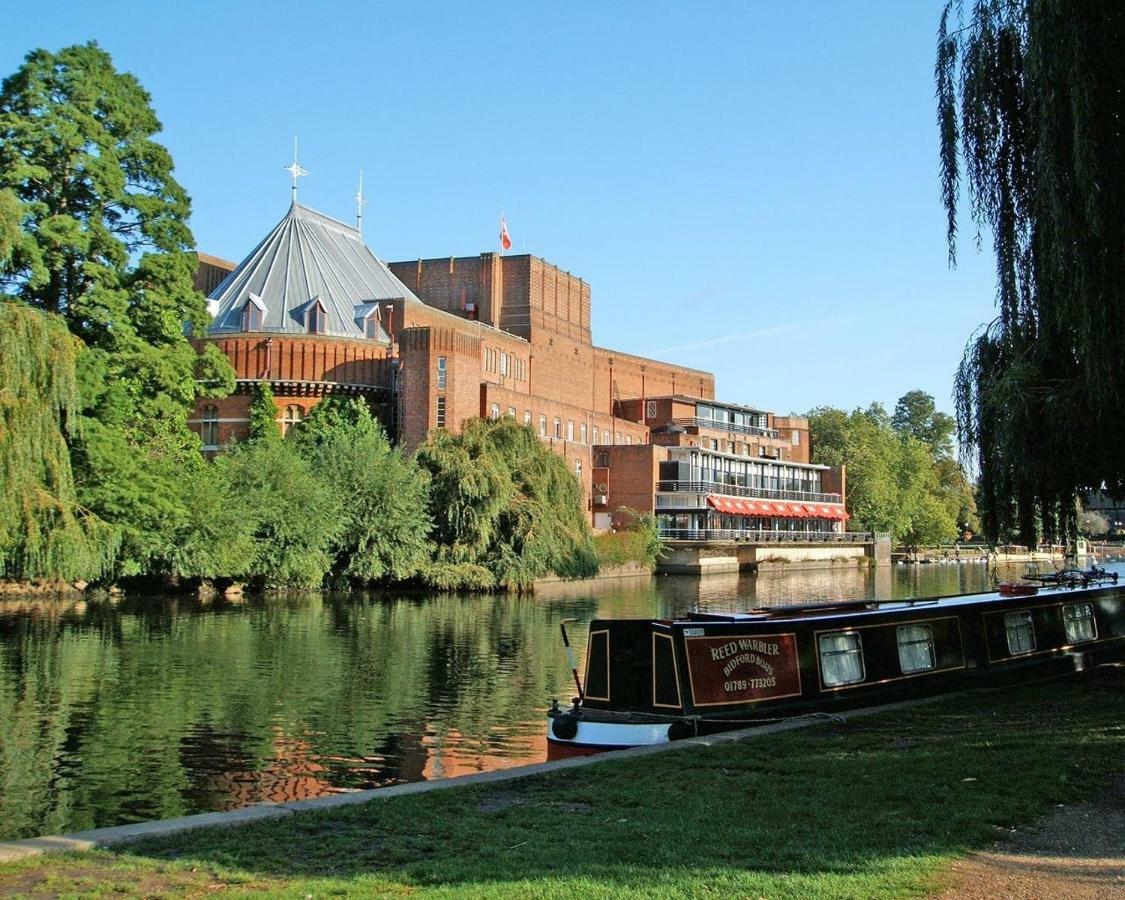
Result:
[933, 773, 1125, 899]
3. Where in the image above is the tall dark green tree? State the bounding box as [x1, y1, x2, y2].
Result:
[0, 43, 234, 575]
[938, 2, 1125, 544]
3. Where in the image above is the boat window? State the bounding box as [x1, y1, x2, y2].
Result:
[896, 624, 935, 674]
[1004, 610, 1036, 655]
[819, 631, 865, 686]
[1062, 603, 1097, 643]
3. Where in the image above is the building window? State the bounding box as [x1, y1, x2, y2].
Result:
[595, 451, 609, 467]
[365, 312, 380, 339]
[539, 415, 548, 437]
[554, 418, 562, 439]
[307, 301, 327, 334]
[616, 431, 622, 444]
[819, 632, 865, 686]
[436, 356, 447, 389]
[282, 404, 303, 436]
[575, 458, 582, 476]
[1063, 603, 1097, 643]
[626, 435, 632, 445]
[567, 420, 574, 441]
[201, 404, 219, 448]
[507, 406, 516, 418]
[490, 403, 501, 420]
[592, 427, 599, 445]
[1004, 610, 1036, 655]
[524, 410, 532, 426]
[792, 431, 801, 446]
[580, 423, 588, 444]
[500, 352, 509, 376]
[436, 395, 447, 428]
[896, 624, 935, 674]
[242, 302, 263, 331]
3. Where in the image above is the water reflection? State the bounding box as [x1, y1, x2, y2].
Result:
[0, 561, 1052, 839]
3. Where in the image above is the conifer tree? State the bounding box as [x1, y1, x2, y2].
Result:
[0, 43, 234, 576]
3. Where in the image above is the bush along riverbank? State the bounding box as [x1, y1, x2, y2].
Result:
[1, 666, 1121, 897]
[2, 317, 663, 595]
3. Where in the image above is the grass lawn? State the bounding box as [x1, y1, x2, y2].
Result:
[1, 666, 1122, 898]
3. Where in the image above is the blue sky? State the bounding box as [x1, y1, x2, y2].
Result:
[3, 1, 998, 417]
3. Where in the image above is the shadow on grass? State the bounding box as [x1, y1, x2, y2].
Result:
[33, 668, 1125, 896]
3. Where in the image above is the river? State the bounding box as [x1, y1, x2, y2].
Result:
[0, 561, 1051, 840]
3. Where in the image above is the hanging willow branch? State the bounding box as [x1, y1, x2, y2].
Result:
[0, 302, 119, 580]
[938, 0, 1125, 544]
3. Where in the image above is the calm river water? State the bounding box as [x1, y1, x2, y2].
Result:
[0, 562, 1040, 839]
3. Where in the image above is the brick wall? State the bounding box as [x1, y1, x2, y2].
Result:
[592, 348, 714, 416]
[594, 445, 669, 526]
[771, 415, 811, 465]
[206, 335, 391, 387]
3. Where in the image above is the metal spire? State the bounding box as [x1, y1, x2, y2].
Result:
[354, 169, 368, 235]
[284, 136, 309, 202]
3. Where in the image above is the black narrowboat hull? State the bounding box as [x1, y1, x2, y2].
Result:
[546, 578, 1125, 758]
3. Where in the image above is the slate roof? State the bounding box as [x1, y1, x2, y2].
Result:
[208, 203, 412, 340]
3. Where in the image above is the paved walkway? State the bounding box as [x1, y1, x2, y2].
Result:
[933, 774, 1125, 899]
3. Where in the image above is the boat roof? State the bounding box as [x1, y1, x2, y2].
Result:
[659, 569, 1124, 627]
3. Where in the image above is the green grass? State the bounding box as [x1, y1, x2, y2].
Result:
[2, 666, 1123, 898]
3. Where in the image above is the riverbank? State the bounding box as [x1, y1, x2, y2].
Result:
[1, 665, 1120, 897]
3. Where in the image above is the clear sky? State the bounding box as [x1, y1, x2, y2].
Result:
[3, 1, 998, 417]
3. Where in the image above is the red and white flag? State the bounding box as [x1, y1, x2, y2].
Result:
[499, 214, 512, 251]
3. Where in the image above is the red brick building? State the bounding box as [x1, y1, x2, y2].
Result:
[191, 201, 845, 539]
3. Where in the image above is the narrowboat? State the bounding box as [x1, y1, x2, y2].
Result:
[546, 571, 1125, 759]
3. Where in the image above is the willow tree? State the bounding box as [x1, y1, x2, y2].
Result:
[938, 2, 1125, 544]
[0, 303, 118, 581]
[416, 417, 598, 590]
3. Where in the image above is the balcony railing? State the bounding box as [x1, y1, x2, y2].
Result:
[657, 480, 842, 504]
[666, 417, 781, 440]
[659, 528, 871, 543]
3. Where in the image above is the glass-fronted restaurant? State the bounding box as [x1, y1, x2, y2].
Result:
[655, 447, 849, 538]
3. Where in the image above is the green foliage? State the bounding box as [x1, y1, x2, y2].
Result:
[0, 189, 19, 266]
[212, 437, 341, 588]
[0, 303, 119, 580]
[248, 382, 280, 442]
[891, 390, 955, 459]
[416, 418, 598, 589]
[291, 397, 431, 584]
[937, 2, 1125, 544]
[594, 509, 664, 570]
[1077, 509, 1109, 538]
[809, 391, 976, 545]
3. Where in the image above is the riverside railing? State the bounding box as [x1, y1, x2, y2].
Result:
[658, 528, 872, 543]
[656, 480, 842, 504]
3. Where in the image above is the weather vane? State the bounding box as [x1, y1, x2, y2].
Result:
[354, 169, 368, 234]
[284, 136, 309, 202]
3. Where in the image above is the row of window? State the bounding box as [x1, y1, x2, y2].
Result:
[198, 403, 305, 446]
[482, 347, 526, 381]
[672, 451, 824, 494]
[485, 405, 639, 446]
[242, 299, 362, 337]
[820, 603, 1099, 688]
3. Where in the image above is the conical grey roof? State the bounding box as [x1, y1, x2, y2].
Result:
[208, 203, 412, 339]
